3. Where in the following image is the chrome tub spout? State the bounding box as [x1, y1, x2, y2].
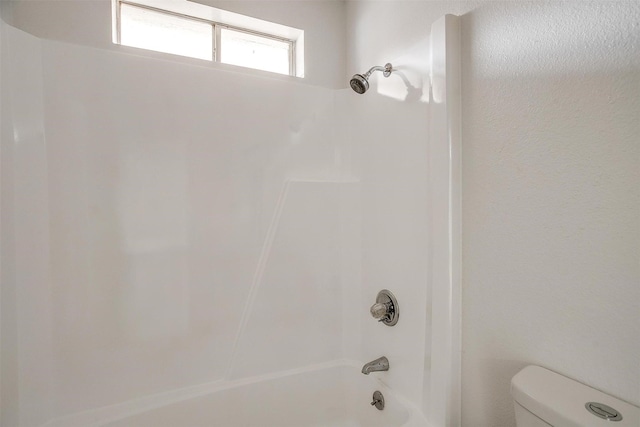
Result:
[361, 356, 389, 375]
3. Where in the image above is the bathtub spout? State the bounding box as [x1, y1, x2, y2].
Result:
[361, 356, 389, 375]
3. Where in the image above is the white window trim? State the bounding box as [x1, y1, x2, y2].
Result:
[112, 0, 304, 77]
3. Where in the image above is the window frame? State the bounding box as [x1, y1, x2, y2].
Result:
[114, 0, 297, 77]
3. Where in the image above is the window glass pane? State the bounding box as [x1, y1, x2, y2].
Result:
[120, 4, 213, 61]
[220, 28, 291, 75]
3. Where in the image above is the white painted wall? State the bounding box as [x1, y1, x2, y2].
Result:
[5, 0, 346, 89]
[461, 2, 639, 425]
[346, 1, 639, 426]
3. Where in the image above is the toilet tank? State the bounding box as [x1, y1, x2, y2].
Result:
[511, 366, 640, 427]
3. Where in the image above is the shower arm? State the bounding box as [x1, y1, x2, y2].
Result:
[364, 63, 393, 79]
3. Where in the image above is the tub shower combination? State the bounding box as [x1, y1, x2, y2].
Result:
[1, 12, 461, 427]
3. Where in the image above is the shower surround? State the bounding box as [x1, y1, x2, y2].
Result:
[1, 11, 461, 427]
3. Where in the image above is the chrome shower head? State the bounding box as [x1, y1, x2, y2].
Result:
[349, 63, 393, 94]
[350, 74, 369, 94]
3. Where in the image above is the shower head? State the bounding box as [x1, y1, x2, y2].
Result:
[349, 63, 393, 94]
[350, 74, 369, 94]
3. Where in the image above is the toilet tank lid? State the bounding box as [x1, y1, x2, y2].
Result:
[511, 366, 640, 427]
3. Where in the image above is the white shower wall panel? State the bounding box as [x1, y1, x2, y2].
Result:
[1, 25, 53, 427]
[229, 181, 358, 379]
[2, 12, 459, 424]
[340, 91, 431, 408]
[4, 35, 351, 421]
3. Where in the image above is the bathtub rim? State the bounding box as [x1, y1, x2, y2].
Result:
[40, 359, 430, 427]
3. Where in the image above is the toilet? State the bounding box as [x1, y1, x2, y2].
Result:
[511, 366, 640, 426]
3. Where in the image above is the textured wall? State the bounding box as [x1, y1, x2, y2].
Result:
[461, 2, 640, 425]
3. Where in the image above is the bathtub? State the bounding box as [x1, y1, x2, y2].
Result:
[72, 363, 428, 427]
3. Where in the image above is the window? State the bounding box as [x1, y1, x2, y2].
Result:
[220, 28, 292, 76]
[112, 0, 303, 77]
[120, 3, 213, 61]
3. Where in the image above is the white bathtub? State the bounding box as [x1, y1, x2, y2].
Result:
[92, 363, 428, 427]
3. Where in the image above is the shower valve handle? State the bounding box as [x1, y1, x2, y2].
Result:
[370, 302, 390, 320]
[369, 290, 399, 326]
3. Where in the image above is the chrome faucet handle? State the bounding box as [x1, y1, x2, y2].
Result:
[369, 290, 399, 326]
[370, 302, 389, 320]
